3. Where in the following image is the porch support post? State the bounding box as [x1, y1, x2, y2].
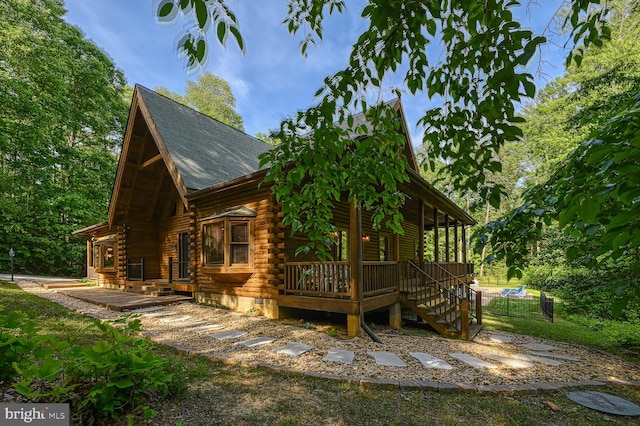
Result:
[348, 201, 363, 337]
[445, 214, 450, 263]
[461, 226, 468, 265]
[86, 239, 92, 278]
[454, 222, 459, 263]
[418, 200, 425, 265]
[433, 207, 439, 263]
[389, 302, 402, 329]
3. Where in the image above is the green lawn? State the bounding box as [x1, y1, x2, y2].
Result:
[2, 280, 640, 425]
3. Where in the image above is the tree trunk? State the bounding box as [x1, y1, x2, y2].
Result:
[479, 201, 491, 278]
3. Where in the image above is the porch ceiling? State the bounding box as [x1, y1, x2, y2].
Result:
[111, 114, 181, 223]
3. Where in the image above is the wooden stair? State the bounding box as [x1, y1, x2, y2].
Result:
[123, 284, 175, 297]
[399, 261, 481, 340]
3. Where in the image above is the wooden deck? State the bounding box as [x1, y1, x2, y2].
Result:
[54, 286, 193, 311]
[281, 260, 480, 339]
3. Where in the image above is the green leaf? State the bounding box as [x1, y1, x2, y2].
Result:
[217, 22, 227, 43]
[158, 2, 174, 18]
[194, 0, 208, 29]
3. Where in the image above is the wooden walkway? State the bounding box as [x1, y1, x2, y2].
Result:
[52, 284, 192, 311]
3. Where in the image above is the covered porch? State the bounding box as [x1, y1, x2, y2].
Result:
[278, 177, 480, 339]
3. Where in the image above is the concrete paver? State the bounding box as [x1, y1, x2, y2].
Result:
[323, 349, 356, 364]
[236, 337, 277, 348]
[521, 343, 561, 351]
[513, 353, 563, 366]
[191, 324, 225, 333]
[483, 354, 534, 368]
[209, 330, 248, 341]
[368, 351, 407, 367]
[409, 352, 453, 370]
[530, 351, 579, 361]
[449, 353, 498, 369]
[273, 342, 315, 356]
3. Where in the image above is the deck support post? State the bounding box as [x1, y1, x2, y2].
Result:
[418, 200, 425, 265]
[461, 297, 469, 340]
[349, 201, 363, 337]
[433, 207, 439, 263]
[347, 315, 360, 337]
[389, 302, 401, 329]
[475, 291, 483, 325]
[454, 222, 459, 263]
[445, 214, 450, 262]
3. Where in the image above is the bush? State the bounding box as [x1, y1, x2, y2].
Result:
[1, 311, 176, 421]
[523, 264, 639, 322]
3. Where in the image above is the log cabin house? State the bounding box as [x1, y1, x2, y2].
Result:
[74, 85, 482, 339]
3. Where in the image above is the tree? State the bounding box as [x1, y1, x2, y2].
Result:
[155, 0, 611, 260]
[478, 0, 640, 277]
[0, 0, 129, 276]
[156, 72, 244, 131]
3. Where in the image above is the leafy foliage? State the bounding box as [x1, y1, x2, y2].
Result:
[155, 71, 245, 131]
[0, 0, 129, 276]
[478, 75, 640, 278]
[477, 0, 640, 277]
[157, 0, 609, 258]
[2, 309, 174, 421]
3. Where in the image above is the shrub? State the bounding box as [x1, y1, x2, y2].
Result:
[3, 311, 175, 421]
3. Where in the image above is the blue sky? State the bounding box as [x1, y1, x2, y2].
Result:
[63, 1, 568, 142]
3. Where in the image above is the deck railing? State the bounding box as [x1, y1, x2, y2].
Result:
[362, 261, 398, 295]
[126, 258, 145, 281]
[284, 260, 471, 304]
[285, 262, 351, 297]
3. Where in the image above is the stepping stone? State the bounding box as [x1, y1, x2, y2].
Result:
[520, 343, 561, 351]
[209, 330, 248, 341]
[568, 391, 640, 416]
[172, 320, 208, 328]
[235, 337, 277, 348]
[143, 311, 177, 318]
[367, 351, 407, 367]
[131, 306, 164, 313]
[191, 324, 225, 333]
[530, 351, 579, 361]
[273, 342, 315, 357]
[483, 354, 534, 368]
[449, 353, 498, 369]
[160, 315, 192, 323]
[323, 349, 356, 364]
[409, 352, 453, 370]
[512, 353, 563, 367]
[489, 335, 513, 343]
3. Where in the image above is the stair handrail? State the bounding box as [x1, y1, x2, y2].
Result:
[428, 261, 478, 319]
[407, 260, 469, 338]
[406, 260, 463, 306]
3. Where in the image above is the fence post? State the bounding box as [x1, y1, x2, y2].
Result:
[475, 290, 482, 325]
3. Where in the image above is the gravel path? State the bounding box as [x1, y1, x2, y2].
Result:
[17, 280, 640, 391]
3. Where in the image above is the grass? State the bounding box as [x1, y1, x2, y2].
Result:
[482, 313, 640, 365]
[3, 280, 640, 425]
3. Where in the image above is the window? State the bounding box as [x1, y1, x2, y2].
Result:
[93, 235, 117, 270]
[203, 222, 224, 264]
[203, 219, 251, 266]
[330, 229, 349, 261]
[201, 206, 256, 269]
[379, 234, 390, 261]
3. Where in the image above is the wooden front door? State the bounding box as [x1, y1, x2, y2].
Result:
[178, 232, 190, 279]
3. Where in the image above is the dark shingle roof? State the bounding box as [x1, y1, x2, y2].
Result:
[137, 85, 271, 191]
